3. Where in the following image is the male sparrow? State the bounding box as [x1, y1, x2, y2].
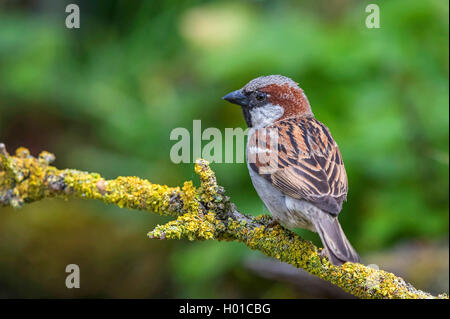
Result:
[222, 75, 360, 266]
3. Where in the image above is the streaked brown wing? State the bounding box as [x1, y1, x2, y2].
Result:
[248, 117, 348, 215]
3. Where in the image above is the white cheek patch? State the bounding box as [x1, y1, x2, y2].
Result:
[249, 103, 284, 128]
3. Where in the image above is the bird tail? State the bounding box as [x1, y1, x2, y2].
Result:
[312, 212, 360, 266]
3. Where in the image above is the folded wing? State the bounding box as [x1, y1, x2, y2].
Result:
[248, 117, 348, 215]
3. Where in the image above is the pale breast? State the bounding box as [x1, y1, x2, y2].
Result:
[247, 129, 316, 231]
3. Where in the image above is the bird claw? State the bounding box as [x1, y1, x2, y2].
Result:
[264, 219, 280, 233]
[318, 248, 331, 264]
[319, 248, 327, 258]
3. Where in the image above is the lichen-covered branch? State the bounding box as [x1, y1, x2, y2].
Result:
[0, 143, 447, 299]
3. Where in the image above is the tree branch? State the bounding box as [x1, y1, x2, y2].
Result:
[0, 143, 447, 299]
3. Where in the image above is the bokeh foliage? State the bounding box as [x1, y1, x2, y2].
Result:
[0, 0, 448, 298]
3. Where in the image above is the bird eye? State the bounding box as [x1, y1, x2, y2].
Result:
[256, 92, 266, 101]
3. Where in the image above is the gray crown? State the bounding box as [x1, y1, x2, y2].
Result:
[243, 75, 299, 92]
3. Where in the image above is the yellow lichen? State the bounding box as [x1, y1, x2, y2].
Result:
[0, 145, 447, 299]
[180, 181, 199, 213]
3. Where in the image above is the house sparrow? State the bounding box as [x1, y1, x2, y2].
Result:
[222, 75, 360, 266]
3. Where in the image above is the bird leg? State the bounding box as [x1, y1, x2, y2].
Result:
[264, 218, 280, 233]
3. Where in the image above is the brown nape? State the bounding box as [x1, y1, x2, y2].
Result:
[261, 83, 313, 119]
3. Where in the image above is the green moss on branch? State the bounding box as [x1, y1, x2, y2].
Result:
[0, 143, 447, 299]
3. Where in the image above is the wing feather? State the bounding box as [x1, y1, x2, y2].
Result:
[248, 117, 348, 215]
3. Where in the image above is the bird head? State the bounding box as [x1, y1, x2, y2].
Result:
[222, 75, 313, 128]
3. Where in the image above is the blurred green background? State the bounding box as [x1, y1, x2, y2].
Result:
[0, 0, 448, 298]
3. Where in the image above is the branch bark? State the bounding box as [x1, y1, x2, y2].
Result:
[0, 143, 447, 299]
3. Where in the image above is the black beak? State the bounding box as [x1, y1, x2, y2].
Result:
[222, 89, 248, 107]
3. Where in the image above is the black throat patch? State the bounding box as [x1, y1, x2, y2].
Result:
[241, 107, 252, 127]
